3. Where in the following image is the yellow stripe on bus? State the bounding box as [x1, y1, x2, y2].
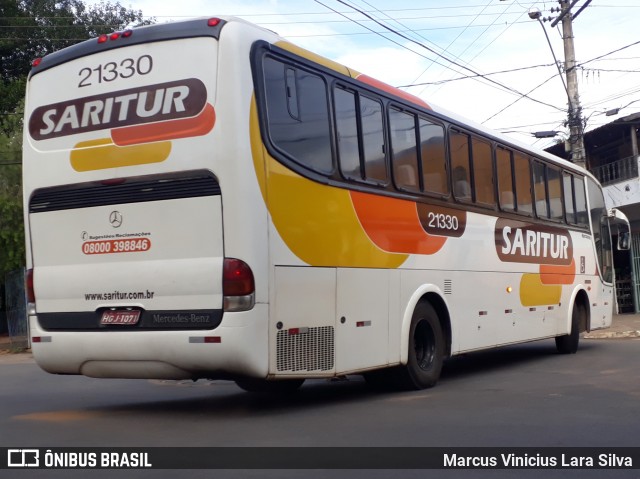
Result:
[275, 41, 356, 77]
[70, 138, 171, 172]
[519, 273, 562, 306]
[250, 98, 406, 268]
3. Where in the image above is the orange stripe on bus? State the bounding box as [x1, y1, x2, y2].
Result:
[539, 259, 576, 285]
[350, 191, 446, 254]
[111, 103, 215, 146]
[356, 74, 431, 109]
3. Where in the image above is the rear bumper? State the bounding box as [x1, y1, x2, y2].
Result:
[29, 304, 269, 380]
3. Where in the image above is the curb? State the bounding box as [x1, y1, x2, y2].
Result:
[584, 330, 640, 339]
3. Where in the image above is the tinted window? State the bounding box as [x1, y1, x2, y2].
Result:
[334, 87, 360, 180]
[563, 172, 577, 224]
[575, 176, 588, 227]
[547, 165, 563, 221]
[514, 153, 533, 215]
[390, 108, 419, 192]
[360, 96, 387, 183]
[419, 118, 447, 195]
[533, 161, 548, 219]
[450, 130, 471, 201]
[472, 138, 495, 206]
[263, 56, 332, 174]
[497, 147, 514, 210]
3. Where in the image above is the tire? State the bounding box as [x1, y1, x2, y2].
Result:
[395, 301, 445, 390]
[556, 302, 583, 354]
[235, 378, 304, 394]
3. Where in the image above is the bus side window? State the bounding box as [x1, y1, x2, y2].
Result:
[360, 95, 387, 184]
[450, 130, 472, 201]
[574, 176, 589, 227]
[390, 107, 420, 192]
[514, 153, 533, 215]
[263, 57, 332, 174]
[533, 160, 549, 219]
[472, 137, 495, 206]
[334, 87, 361, 181]
[496, 147, 514, 211]
[563, 172, 577, 224]
[419, 118, 447, 195]
[547, 165, 563, 221]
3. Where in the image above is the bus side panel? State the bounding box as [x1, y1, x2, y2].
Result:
[335, 268, 390, 374]
[270, 266, 336, 377]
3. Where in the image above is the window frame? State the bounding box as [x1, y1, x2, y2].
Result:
[260, 53, 335, 176]
[333, 83, 390, 187]
[389, 105, 421, 194]
[252, 42, 591, 232]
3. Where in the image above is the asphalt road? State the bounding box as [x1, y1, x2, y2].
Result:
[1, 338, 639, 479]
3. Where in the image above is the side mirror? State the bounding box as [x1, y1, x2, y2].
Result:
[608, 208, 631, 251]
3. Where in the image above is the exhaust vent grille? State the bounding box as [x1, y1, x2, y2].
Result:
[276, 326, 334, 372]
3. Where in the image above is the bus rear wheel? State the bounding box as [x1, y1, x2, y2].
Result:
[396, 301, 445, 390]
[235, 378, 304, 394]
[556, 301, 583, 354]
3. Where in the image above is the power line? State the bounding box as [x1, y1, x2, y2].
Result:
[397, 63, 555, 88]
[410, 0, 495, 93]
[482, 73, 559, 124]
[579, 39, 640, 66]
[326, 0, 565, 113]
[425, 1, 529, 99]
[285, 21, 531, 38]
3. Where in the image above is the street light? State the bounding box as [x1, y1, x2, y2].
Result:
[528, 8, 569, 99]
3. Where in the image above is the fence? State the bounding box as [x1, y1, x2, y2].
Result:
[591, 155, 639, 186]
[5, 268, 28, 349]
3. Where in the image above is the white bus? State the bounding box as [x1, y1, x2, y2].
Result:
[23, 16, 630, 391]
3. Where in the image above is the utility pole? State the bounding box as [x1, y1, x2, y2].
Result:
[532, 1, 590, 169]
[550, 0, 589, 170]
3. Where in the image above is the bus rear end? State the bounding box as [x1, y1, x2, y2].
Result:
[23, 18, 268, 380]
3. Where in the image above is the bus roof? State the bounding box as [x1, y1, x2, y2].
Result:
[28, 15, 593, 182]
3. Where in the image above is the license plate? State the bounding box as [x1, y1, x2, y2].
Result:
[100, 309, 141, 325]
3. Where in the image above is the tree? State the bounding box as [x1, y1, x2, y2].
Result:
[0, 0, 153, 291]
[0, 95, 23, 279]
[1, 0, 153, 117]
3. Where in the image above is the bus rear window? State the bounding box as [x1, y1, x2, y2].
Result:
[262, 56, 333, 174]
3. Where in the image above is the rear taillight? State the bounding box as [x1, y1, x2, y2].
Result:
[98, 30, 133, 44]
[223, 258, 255, 312]
[26, 268, 35, 303]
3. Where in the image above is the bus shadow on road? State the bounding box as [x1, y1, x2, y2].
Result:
[440, 339, 597, 383]
[90, 339, 598, 417]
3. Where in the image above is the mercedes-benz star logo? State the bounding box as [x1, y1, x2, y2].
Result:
[109, 211, 123, 228]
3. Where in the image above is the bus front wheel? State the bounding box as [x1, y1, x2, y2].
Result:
[398, 301, 445, 390]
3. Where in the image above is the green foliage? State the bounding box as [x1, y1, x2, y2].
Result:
[1, 0, 153, 112]
[0, 100, 24, 281]
[0, 191, 24, 277]
[0, 0, 153, 284]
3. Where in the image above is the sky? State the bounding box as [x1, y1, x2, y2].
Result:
[110, 0, 640, 151]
